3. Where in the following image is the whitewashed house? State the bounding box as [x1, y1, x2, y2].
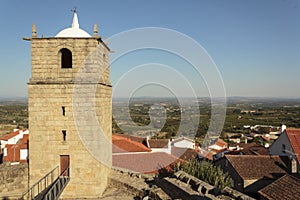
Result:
[0, 129, 29, 149]
[171, 137, 196, 149]
[1, 129, 29, 164]
[146, 137, 171, 154]
[269, 128, 300, 174]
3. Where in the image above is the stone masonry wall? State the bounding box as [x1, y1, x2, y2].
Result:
[0, 163, 28, 199]
[30, 38, 110, 85]
[29, 37, 112, 199]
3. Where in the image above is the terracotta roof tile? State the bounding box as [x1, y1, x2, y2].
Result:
[171, 147, 198, 161]
[211, 148, 227, 153]
[3, 133, 29, 163]
[148, 139, 169, 148]
[205, 151, 214, 161]
[215, 138, 227, 147]
[198, 149, 214, 161]
[112, 152, 179, 174]
[229, 143, 269, 155]
[259, 174, 300, 200]
[286, 129, 300, 162]
[112, 134, 151, 153]
[225, 155, 288, 180]
[113, 133, 145, 143]
[0, 130, 20, 141]
[262, 135, 270, 141]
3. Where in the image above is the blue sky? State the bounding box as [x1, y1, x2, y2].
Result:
[0, 0, 299, 98]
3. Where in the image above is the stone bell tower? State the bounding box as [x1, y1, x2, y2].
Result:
[26, 11, 112, 198]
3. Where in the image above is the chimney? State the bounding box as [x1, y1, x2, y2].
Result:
[281, 124, 287, 132]
[167, 139, 171, 154]
[146, 135, 150, 148]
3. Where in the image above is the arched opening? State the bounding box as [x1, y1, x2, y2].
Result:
[60, 48, 72, 68]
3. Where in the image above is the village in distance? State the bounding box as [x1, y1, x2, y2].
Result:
[1, 96, 300, 199]
[0, 1, 300, 199]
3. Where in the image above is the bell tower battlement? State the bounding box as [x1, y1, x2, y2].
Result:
[28, 12, 110, 85]
[29, 37, 110, 85]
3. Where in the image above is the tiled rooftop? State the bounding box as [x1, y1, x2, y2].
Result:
[113, 133, 146, 143]
[259, 174, 300, 200]
[215, 138, 227, 147]
[286, 129, 300, 163]
[148, 139, 169, 148]
[171, 147, 198, 161]
[113, 152, 179, 174]
[198, 149, 214, 161]
[225, 155, 288, 180]
[0, 130, 20, 141]
[229, 143, 269, 155]
[112, 134, 151, 153]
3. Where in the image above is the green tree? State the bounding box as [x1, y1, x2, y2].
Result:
[173, 158, 232, 190]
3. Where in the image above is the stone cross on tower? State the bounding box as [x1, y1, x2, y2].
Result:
[71, 6, 77, 13]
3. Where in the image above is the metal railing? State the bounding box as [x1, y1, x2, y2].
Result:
[44, 167, 70, 200]
[21, 166, 59, 200]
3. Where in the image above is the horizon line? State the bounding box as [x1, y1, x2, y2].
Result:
[2, 96, 300, 100]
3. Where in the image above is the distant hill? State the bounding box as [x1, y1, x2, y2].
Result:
[0, 97, 27, 106]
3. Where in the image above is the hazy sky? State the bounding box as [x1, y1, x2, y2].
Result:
[0, 0, 299, 98]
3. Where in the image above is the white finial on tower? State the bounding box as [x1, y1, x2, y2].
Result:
[55, 7, 91, 38]
[71, 7, 79, 29]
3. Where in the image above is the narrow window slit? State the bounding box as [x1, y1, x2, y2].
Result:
[62, 130, 67, 141]
[62, 106, 65, 116]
